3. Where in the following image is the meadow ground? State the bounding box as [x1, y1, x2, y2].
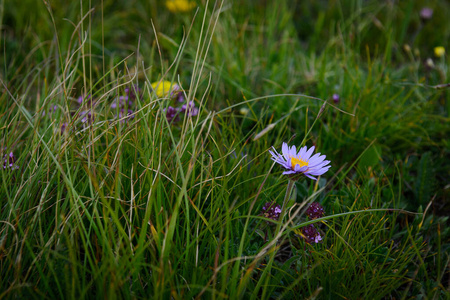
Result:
[1, 0, 449, 299]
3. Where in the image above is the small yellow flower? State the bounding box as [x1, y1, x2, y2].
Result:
[165, 0, 196, 13]
[239, 108, 249, 115]
[151, 81, 179, 98]
[434, 46, 445, 58]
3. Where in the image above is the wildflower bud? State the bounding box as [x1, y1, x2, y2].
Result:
[420, 7, 433, 21]
[306, 202, 325, 219]
[239, 108, 249, 115]
[332, 93, 340, 104]
[318, 102, 327, 118]
[403, 44, 411, 53]
[261, 202, 282, 224]
[425, 58, 435, 70]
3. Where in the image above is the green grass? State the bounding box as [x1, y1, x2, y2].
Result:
[1, 0, 449, 299]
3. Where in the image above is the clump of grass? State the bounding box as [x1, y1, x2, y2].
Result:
[1, 0, 449, 299]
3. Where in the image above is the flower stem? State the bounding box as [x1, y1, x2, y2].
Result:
[252, 180, 295, 299]
[280, 179, 295, 223]
[273, 179, 295, 245]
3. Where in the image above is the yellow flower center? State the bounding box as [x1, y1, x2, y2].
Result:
[291, 157, 308, 169]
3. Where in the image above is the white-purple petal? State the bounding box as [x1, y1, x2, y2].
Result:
[304, 146, 315, 160]
[298, 146, 307, 158]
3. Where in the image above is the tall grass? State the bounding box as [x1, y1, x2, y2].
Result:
[1, 0, 449, 299]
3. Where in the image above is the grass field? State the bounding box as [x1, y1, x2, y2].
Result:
[1, 0, 449, 299]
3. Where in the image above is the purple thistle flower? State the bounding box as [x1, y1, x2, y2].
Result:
[306, 202, 325, 219]
[420, 7, 433, 21]
[3, 152, 19, 170]
[261, 202, 282, 223]
[269, 143, 331, 180]
[180, 101, 199, 117]
[301, 224, 322, 244]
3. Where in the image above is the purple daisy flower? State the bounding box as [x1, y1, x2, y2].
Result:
[269, 143, 331, 180]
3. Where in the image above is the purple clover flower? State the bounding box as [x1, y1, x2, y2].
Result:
[269, 143, 331, 180]
[3, 152, 19, 170]
[111, 96, 133, 110]
[176, 91, 185, 103]
[79, 110, 94, 124]
[180, 101, 199, 117]
[124, 84, 142, 100]
[306, 202, 325, 219]
[164, 106, 178, 122]
[261, 202, 282, 223]
[301, 224, 322, 244]
[77, 94, 93, 106]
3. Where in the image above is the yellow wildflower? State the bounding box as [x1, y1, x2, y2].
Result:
[151, 81, 180, 98]
[165, 0, 196, 13]
[434, 46, 445, 58]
